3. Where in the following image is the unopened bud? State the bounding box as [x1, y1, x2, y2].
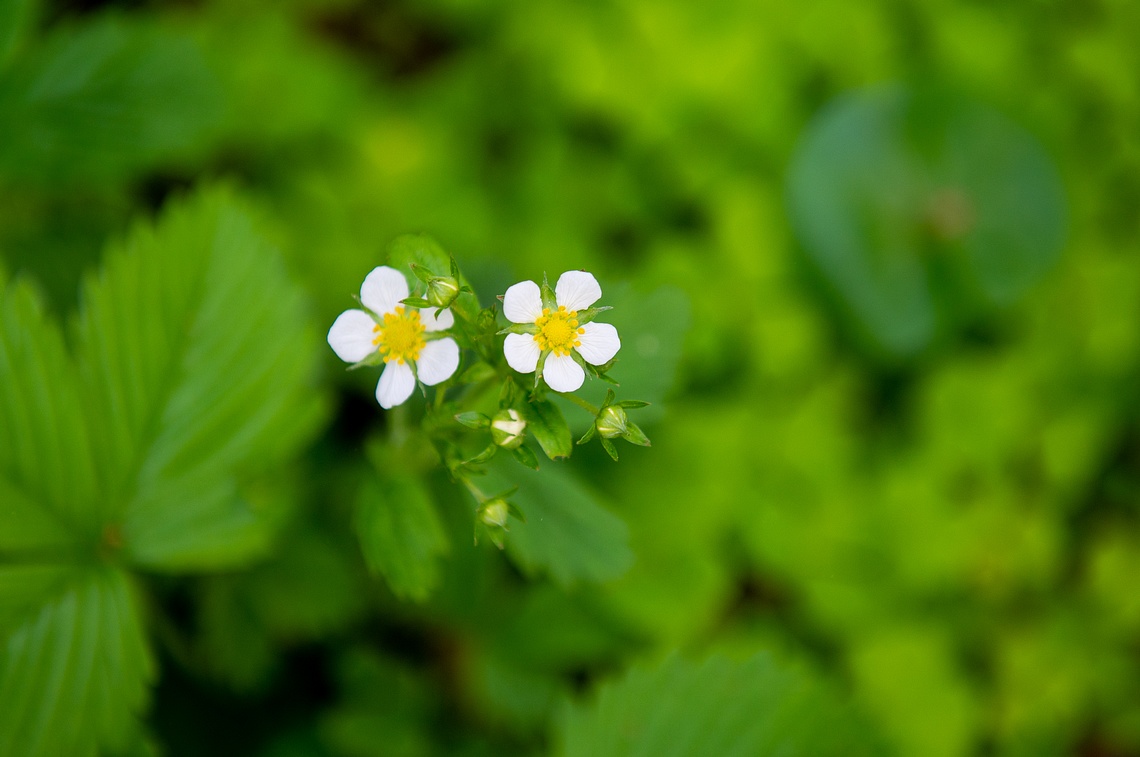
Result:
[478, 498, 510, 529]
[427, 276, 460, 309]
[491, 408, 527, 449]
[595, 405, 628, 439]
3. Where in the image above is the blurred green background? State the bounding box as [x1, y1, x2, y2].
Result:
[2, 0, 1139, 755]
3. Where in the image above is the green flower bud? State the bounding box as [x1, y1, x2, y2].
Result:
[427, 276, 460, 309]
[490, 408, 527, 449]
[477, 497, 510, 529]
[595, 405, 628, 439]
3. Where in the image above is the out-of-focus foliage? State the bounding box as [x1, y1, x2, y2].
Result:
[1, 0, 1139, 754]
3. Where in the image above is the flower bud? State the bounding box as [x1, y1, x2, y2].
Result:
[426, 276, 460, 309]
[595, 405, 628, 439]
[490, 408, 527, 449]
[477, 498, 510, 529]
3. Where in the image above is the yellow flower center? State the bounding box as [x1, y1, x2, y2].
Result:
[372, 307, 426, 364]
[533, 306, 585, 356]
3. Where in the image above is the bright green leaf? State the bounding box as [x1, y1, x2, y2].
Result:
[75, 188, 323, 570]
[356, 474, 449, 602]
[0, 567, 153, 757]
[523, 397, 573, 461]
[0, 18, 223, 184]
[558, 652, 887, 757]
[0, 277, 99, 547]
[482, 459, 632, 587]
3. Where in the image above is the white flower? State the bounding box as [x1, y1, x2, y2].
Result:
[327, 266, 460, 408]
[501, 270, 620, 393]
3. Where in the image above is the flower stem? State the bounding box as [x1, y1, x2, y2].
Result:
[556, 391, 599, 416]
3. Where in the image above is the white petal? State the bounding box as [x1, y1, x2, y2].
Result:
[420, 306, 454, 332]
[503, 333, 540, 373]
[360, 266, 409, 316]
[327, 309, 377, 363]
[503, 280, 543, 323]
[543, 352, 585, 393]
[376, 361, 416, 408]
[555, 270, 601, 311]
[576, 321, 621, 366]
[416, 338, 459, 386]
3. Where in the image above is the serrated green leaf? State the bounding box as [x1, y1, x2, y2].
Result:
[523, 398, 573, 461]
[0, 567, 153, 757]
[558, 652, 887, 757]
[0, 18, 222, 184]
[75, 189, 323, 570]
[481, 458, 631, 587]
[0, 278, 99, 548]
[356, 474, 449, 602]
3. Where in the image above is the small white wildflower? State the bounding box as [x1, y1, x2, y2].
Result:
[501, 270, 620, 393]
[327, 266, 460, 408]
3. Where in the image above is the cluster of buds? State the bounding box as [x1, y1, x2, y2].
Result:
[331, 235, 657, 552]
[578, 389, 651, 460]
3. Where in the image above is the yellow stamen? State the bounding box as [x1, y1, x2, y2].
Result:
[372, 306, 426, 364]
[533, 305, 583, 356]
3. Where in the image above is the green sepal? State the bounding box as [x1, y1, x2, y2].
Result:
[409, 262, 435, 284]
[602, 389, 617, 408]
[623, 422, 651, 447]
[507, 501, 527, 524]
[463, 444, 499, 466]
[348, 352, 384, 371]
[577, 424, 597, 446]
[449, 254, 461, 279]
[617, 400, 650, 409]
[401, 296, 433, 309]
[497, 323, 537, 336]
[455, 412, 490, 430]
[600, 437, 619, 461]
[540, 273, 558, 311]
[575, 306, 613, 325]
[511, 444, 540, 470]
[534, 349, 551, 389]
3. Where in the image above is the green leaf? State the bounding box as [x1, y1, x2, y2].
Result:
[786, 85, 1066, 357]
[523, 398, 573, 461]
[482, 459, 632, 587]
[385, 233, 480, 321]
[558, 652, 887, 757]
[75, 188, 323, 570]
[0, 567, 153, 757]
[0, 18, 223, 184]
[0, 277, 99, 548]
[0, 0, 37, 69]
[355, 474, 449, 602]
